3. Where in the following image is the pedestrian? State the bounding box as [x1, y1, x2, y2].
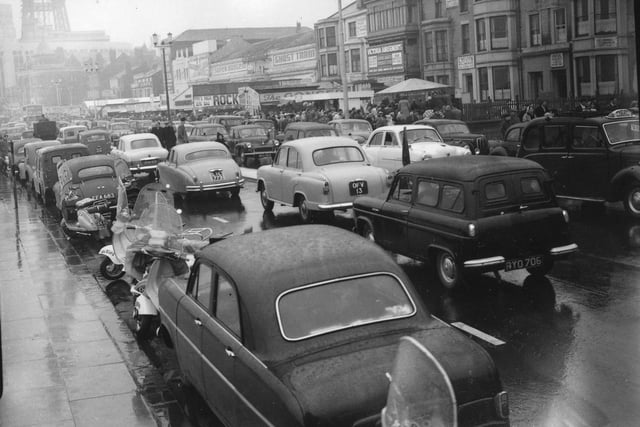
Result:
[500, 111, 512, 139]
[151, 121, 163, 146]
[163, 121, 176, 151]
[521, 104, 535, 122]
[534, 100, 549, 118]
[177, 117, 189, 144]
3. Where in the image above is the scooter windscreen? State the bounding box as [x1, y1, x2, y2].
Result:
[127, 183, 182, 246]
[381, 336, 457, 427]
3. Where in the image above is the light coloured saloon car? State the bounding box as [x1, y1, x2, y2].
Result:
[363, 124, 471, 171]
[110, 133, 168, 176]
[256, 136, 390, 222]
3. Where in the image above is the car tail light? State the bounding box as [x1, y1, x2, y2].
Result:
[494, 391, 509, 419]
[562, 209, 570, 223]
[322, 180, 330, 195]
[467, 223, 476, 237]
[193, 175, 198, 182]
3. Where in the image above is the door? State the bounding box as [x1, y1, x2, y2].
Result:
[520, 124, 571, 195]
[568, 125, 609, 198]
[364, 131, 384, 166]
[265, 147, 287, 202]
[202, 271, 242, 426]
[281, 147, 302, 205]
[377, 174, 412, 253]
[380, 130, 402, 171]
[407, 179, 441, 259]
[175, 263, 213, 414]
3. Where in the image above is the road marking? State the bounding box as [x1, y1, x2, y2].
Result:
[451, 322, 506, 347]
[211, 216, 229, 223]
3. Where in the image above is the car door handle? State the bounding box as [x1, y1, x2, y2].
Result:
[194, 319, 203, 327]
[225, 348, 236, 358]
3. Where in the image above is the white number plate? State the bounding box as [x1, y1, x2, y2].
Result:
[504, 255, 543, 271]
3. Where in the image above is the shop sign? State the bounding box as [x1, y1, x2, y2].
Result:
[446, 0, 459, 8]
[272, 48, 316, 66]
[550, 53, 564, 68]
[367, 42, 404, 75]
[212, 61, 247, 76]
[457, 55, 475, 69]
[193, 93, 240, 108]
[595, 37, 618, 48]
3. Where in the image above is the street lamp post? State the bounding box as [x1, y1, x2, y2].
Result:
[152, 32, 173, 122]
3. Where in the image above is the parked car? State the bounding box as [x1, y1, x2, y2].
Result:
[22, 140, 60, 188]
[157, 141, 244, 198]
[227, 124, 279, 167]
[9, 137, 40, 178]
[244, 118, 276, 137]
[188, 123, 228, 143]
[107, 122, 132, 143]
[413, 118, 489, 154]
[328, 118, 373, 145]
[208, 115, 245, 133]
[110, 133, 168, 177]
[33, 143, 89, 204]
[257, 136, 390, 222]
[53, 155, 132, 238]
[78, 129, 112, 155]
[493, 110, 640, 217]
[57, 125, 87, 144]
[279, 121, 337, 142]
[353, 156, 578, 289]
[363, 125, 471, 172]
[156, 224, 510, 427]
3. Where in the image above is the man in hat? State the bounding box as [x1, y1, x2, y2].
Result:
[177, 117, 189, 144]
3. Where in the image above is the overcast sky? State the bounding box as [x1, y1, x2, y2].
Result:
[7, 0, 346, 46]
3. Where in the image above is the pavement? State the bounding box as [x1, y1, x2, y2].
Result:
[240, 166, 257, 182]
[0, 177, 157, 427]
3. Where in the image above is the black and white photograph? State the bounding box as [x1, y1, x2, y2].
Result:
[0, 0, 638, 426]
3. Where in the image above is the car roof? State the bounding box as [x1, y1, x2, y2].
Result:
[373, 124, 438, 132]
[285, 121, 333, 129]
[199, 225, 406, 307]
[414, 119, 465, 125]
[400, 155, 545, 181]
[37, 142, 87, 155]
[523, 114, 637, 126]
[282, 136, 361, 150]
[193, 123, 225, 128]
[59, 154, 117, 170]
[328, 119, 370, 123]
[119, 133, 158, 141]
[59, 125, 87, 131]
[171, 141, 228, 154]
[230, 124, 263, 130]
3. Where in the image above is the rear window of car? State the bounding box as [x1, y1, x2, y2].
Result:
[306, 129, 337, 137]
[436, 123, 470, 135]
[131, 138, 159, 150]
[313, 146, 365, 166]
[276, 273, 416, 341]
[78, 165, 114, 179]
[480, 173, 550, 211]
[485, 181, 507, 200]
[239, 128, 267, 138]
[403, 128, 441, 143]
[185, 149, 228, 161]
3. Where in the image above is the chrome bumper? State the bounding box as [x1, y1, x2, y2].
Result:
[186, 179, 245, 192]
[549, 243, 578, 256]
[317, 202, 353, 210]
[463, 243, 578, 269]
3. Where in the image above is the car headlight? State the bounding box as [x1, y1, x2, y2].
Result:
[246, 143, 252, 149]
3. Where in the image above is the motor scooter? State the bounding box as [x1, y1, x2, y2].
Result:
[98, 178, 132, 280]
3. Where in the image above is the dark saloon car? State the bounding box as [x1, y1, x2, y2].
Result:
[157, 225, 509, 426]
[279, 121, 337, 142]
[505, 110, 640, 217]
[414, 118, 489, 154]
[227, 124, 278, 166]
[189, 123, 228, 143]
[353, 156, 578, 289]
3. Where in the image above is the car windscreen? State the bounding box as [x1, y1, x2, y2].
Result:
[402, 129, 442, 143]
[201, 126, 227, 136]
[184, 149, 228, 161]
[239, 128, 267, 138]
[110, 123, 129, 131]
[130, 138, 159, 150]
[276, 273, 416, 341]
[313, 146, 365, 166]
[603, 120, 640, 145]
[307, 129, 338, 137]
[436, 123, 470, 135]
[78, 165, 115, 179]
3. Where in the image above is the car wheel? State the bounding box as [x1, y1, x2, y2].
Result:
[623, 184, 640, 218]
[360, 222, 376, 242]
[100, 257, 125, 280]
[134, 315, 154, 340]
[526, 257, 554, 277]
[260, 187, 274, 211]
[436, 251, 463, 290]
[298, 196, 314, 223]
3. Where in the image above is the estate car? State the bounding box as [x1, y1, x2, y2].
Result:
[23, 140, 60, 189]
[34, 143, 89, 204]
[156, 225, 510, 426]
[353, 156, 578, 289]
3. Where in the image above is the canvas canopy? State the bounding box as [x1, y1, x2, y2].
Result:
[376, 78, 449, 95]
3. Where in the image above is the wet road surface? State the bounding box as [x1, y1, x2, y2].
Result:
[2, 172, 639, 426]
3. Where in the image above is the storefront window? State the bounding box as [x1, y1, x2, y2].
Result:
[596, 55, 617, 95]
[479, 67, 489, 101]
[350, 49, 361, 73]
[328, 53, 338, 76]
[492, 66, 511, 100]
